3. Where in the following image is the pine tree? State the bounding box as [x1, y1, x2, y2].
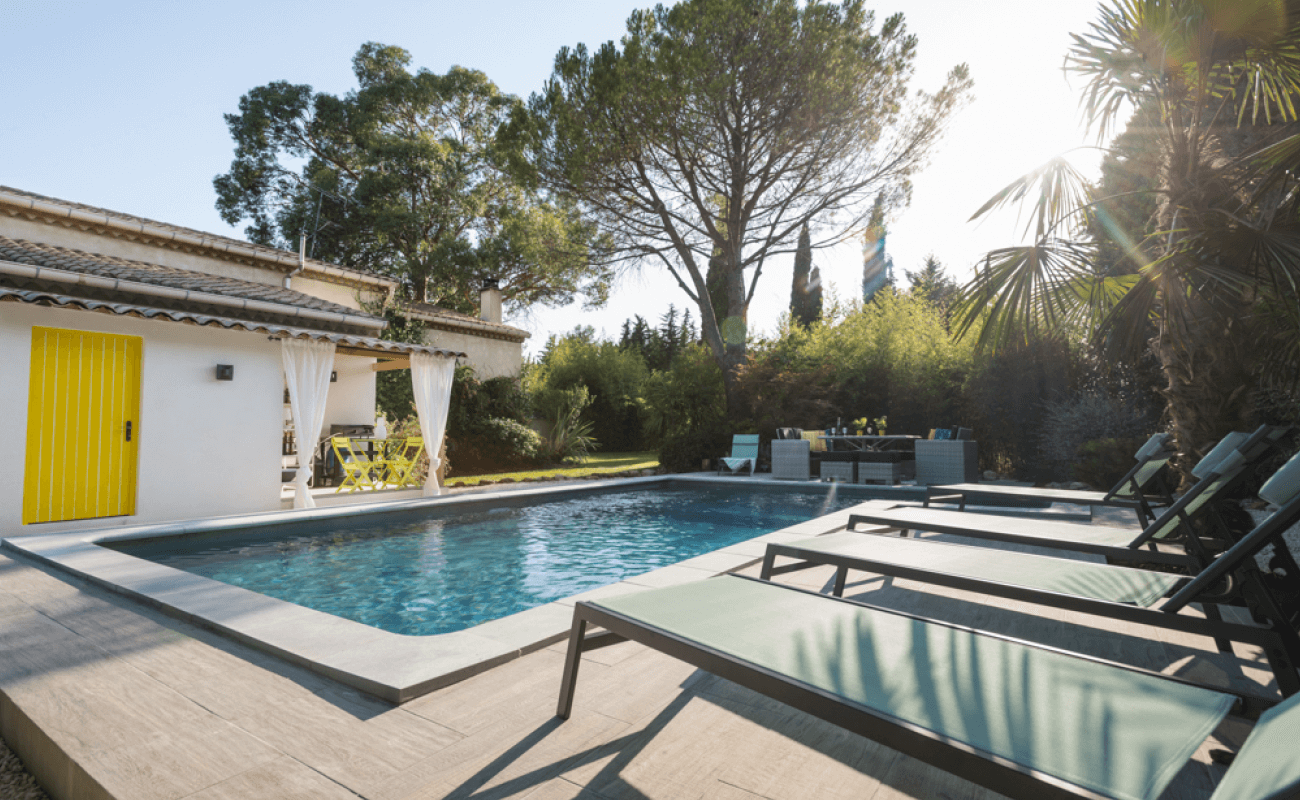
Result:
[904, 254, 958, 313]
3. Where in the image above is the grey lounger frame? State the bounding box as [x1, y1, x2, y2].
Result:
[556, 575, 1299, 800]
[762, 489, 1300, 700]
[846, 426, 1286, 573]
[929, 442, 1175, 526]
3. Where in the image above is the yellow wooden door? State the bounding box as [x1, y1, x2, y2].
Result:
[22, 327, 142, 524]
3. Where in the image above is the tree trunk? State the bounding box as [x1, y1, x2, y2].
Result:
[1154, 303, 1259, 486]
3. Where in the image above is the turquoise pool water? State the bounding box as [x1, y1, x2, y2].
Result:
[109, 482, 873, 636]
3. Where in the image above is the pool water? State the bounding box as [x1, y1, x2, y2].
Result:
[109, 483, 869, 636]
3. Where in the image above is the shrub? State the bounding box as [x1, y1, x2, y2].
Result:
[1037, 390, 1158, 482]
[527, 332, 650, 451]
[642, 344, 728, 471]
[1074, 436, 1150, 490]
[540, 387, 599, 464]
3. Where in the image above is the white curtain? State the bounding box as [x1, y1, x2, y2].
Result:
[411, 351, 457, 497]
[282, 338, 337, 509]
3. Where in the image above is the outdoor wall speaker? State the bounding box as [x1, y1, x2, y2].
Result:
[216, 364, 234, 381]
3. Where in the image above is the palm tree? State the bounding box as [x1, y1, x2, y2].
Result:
[954, 0, 1300, 469]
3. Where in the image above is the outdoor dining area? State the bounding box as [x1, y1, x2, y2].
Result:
[760, 426, 980, 484]
[317, 435, 426, 492]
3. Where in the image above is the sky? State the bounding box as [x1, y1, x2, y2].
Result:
[1, 0, 1109, 355]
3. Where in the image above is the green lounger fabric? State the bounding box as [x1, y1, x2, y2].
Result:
[870, 506, 1141, 548]
[794, 532, 1183, 606]
[1208, 690, 1300, 800]
[594, 576, 1233, 800]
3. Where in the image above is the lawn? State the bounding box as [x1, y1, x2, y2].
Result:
[444, 451, 661, 487]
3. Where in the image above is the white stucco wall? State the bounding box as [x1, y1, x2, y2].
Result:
[423, 327, 522, 379]
[289, 275, 372, 312]
[319, 353, 379, 439]
[0, 303, 286, 534]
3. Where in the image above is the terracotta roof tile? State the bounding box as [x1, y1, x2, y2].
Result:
[0, 185, 394, 286]
[0, 235, 378, 320]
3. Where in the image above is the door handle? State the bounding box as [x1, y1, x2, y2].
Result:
[125, 421, 133, 442]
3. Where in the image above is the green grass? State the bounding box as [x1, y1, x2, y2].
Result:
[444, 451, 661, 487]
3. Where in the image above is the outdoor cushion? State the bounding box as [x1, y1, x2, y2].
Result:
[590, 576, 1233, 800]
[1134, 432, 1173, 461]
[788, 532, 1183, 607]
[1190, 431, 1250, 480]
[1259, 449, 1300, 507]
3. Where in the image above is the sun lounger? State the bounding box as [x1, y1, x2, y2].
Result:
[557, 574, 1299, 800]
[845, 426, 1285, 571]
[760, 449, 1300, 697]
[719, 434, 760, 476]
[928, 433, 1175, 525]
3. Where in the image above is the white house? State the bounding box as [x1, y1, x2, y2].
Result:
[0, 186, 525, 535]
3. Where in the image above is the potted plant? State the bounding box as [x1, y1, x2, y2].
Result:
[852, 417, 870, 435]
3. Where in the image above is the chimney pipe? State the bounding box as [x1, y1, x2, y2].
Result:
[480, 277, 502, 324]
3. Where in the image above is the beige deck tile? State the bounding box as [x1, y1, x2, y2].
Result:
[182, 756, 359, 800]
[402, 709, 632, 799]
[403, 648, 578, 736]
[868, 751, 998, 800]
[0, 609, 283, 800]
[691, 782, 769, 800]
[519, 776, 610, 799]
[545, 637, 644, 668]
[222, 700, 460, 794]
[571, 646, 706, 726]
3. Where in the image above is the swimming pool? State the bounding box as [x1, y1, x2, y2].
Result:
[108, 483, 870, 636]
[5, 476, 912, 701]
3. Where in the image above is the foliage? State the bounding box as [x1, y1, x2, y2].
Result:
[527, 332, 650, 450]
[618, 305, 696, 371]
[441, 367, 539, 475]
[642, 344, 730, 472]
[964, 338, 1079, 478]
[520, 0, 972, 412]
[953, 0, 1300, 477]
[371, 306, 428, 423]
[793, 289, 975, 436]
[790, 224, 819, 327]
[214, 42, 612, 311]
[540, 387, 599, 464]
[904, 254, 959, 317]
[1075, 436, 1151, 491]
[1037, 391, 1160, 481]
[444, 451, 659, 485]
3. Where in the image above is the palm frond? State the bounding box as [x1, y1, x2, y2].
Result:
[968, 156, 1095, 242]
[951, 241, 1099, 353]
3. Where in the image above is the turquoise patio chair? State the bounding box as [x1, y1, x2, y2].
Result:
[718, 434, 760, 476]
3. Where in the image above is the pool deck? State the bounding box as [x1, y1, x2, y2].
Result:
[0, 491, 1275, 799]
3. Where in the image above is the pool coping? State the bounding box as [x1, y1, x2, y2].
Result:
[2, 475, 897, 703]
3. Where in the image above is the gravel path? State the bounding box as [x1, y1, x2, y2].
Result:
[0, 736, 48, 800]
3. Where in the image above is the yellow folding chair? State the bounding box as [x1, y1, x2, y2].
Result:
[331, 437, 379, 493]
[383, 437, 424, 488]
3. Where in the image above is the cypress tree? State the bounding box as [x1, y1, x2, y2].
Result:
[790, 223, 817, 326]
